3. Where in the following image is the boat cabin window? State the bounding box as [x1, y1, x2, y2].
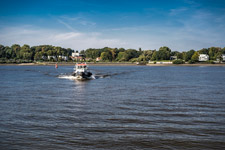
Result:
[77, 65, 87, 69]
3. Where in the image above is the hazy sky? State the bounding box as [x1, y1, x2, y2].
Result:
[0, 0, 225, 51]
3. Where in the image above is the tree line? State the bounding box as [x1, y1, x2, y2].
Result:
[81, 46, 225, 63]
[0, 44, 73, 63]
[0, 44, 225, 63]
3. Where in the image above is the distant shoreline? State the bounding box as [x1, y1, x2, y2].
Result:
[1, 62, 225, 67]
[147, 63, 225, 66]
[0, 62, 136, 66]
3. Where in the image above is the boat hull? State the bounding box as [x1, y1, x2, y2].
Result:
[72, 72, 92, 80]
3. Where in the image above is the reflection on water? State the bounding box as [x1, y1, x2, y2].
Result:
[72, 79, 89, 95]
[0, 65, 225, 150]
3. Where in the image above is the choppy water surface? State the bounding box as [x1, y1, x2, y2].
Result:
[0, 65, 225, 150]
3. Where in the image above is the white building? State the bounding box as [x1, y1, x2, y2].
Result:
[96, 57, 101, 61]
[199, 54, 209, 61]
[58, 55, 68, 61]
[222, 54, 225, 61]
[72, 51, 83, 57]
[72, 52, 79, 57]
[170, 56, 177, 60]
[48, 56, 57, 60]
[42, 56, 47, 60]
[71, 51, 85, 61]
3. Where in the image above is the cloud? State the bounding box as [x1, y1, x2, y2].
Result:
[169, 8, 188, 16]
[57, 19, 76, 31]
[58, 15, 96, 29]
[53, 32, 82, 40]
[183, 0, 201, 7]
[0, 26, 125, 50]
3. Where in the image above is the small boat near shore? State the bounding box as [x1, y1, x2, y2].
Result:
[72, 63, 93, 80]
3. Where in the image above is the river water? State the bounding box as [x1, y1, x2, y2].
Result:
[0, 65, 225, 150]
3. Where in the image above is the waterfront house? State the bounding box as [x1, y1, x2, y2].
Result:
[96, 57, 101, 62]
[170, 56, 177, 60]
[58, 55, 68, 61]
[73, 56, 83, 61]
[199, 54, 209, 61]
[222, 54, 225, 61]
[42, 56, 47, 60]
[72, 51, 80, 57]
[71, 51, 84, 61]
[48, 56, 57, 61]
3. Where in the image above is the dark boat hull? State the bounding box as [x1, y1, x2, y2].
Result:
[72, 72, 92, 80]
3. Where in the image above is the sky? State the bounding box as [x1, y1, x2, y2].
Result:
[0, 0, 225, 51]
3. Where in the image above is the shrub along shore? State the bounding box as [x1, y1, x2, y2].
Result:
[0, 44, 225, 65]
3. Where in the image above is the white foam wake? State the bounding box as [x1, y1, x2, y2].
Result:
[58, 75, 96, 80]
[58, 75, 77, 80]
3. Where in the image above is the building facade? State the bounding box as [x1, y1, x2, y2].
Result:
[222, 54, 225, 61]
[71, 51, 84, 61]
[199, 54, 209, 61]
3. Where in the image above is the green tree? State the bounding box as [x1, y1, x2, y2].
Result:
[137, 55, 146, 62]
[34, 46, 42, 53]
[0, 45, 5, 58]
[47, 50, 53, 56]
[100, 51, 112, 61]
[110, 48, 117, 61]
[11, 44, 21, 59]
[34, 52, 43, 60]
[66, 48, 73, 57]
[85, 48, 103, 59]
[209, 47, 221, 60]
[20, 44, 32, 60]
[177, 53, 183, 59]
[184, 50, 195, 61]
[151, 51, 158, 61]
[171, 51, 183, 59]
[55, 46, 62, 55]
[159, 46, 171, 53]
[138, 50, 154, 61]
[125, 49, 140, 61]
[116, 52, 129, 61]
[198, 48, 209, 54]
[191, 52, 199, 62]
[5, 46, 13, 59]
[158, 46, 171, 60]
[222, 47, 225, 54]
[117, 48, 125, 52]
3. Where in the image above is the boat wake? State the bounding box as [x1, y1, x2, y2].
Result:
[58, 75, 77, 80]
[58, 70, 134, 81]
[93, 71, 131, 79]
[58, 70, 135, 80]
[58, 74, 96, 80]
[58, 73, 112, 80]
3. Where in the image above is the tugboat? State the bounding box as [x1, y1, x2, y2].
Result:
[72, 63, 92, 80]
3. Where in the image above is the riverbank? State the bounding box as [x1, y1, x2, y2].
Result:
[147, 63, 225, 66]
[1, 62, 225, 66]
[0, 62, 137, 66]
